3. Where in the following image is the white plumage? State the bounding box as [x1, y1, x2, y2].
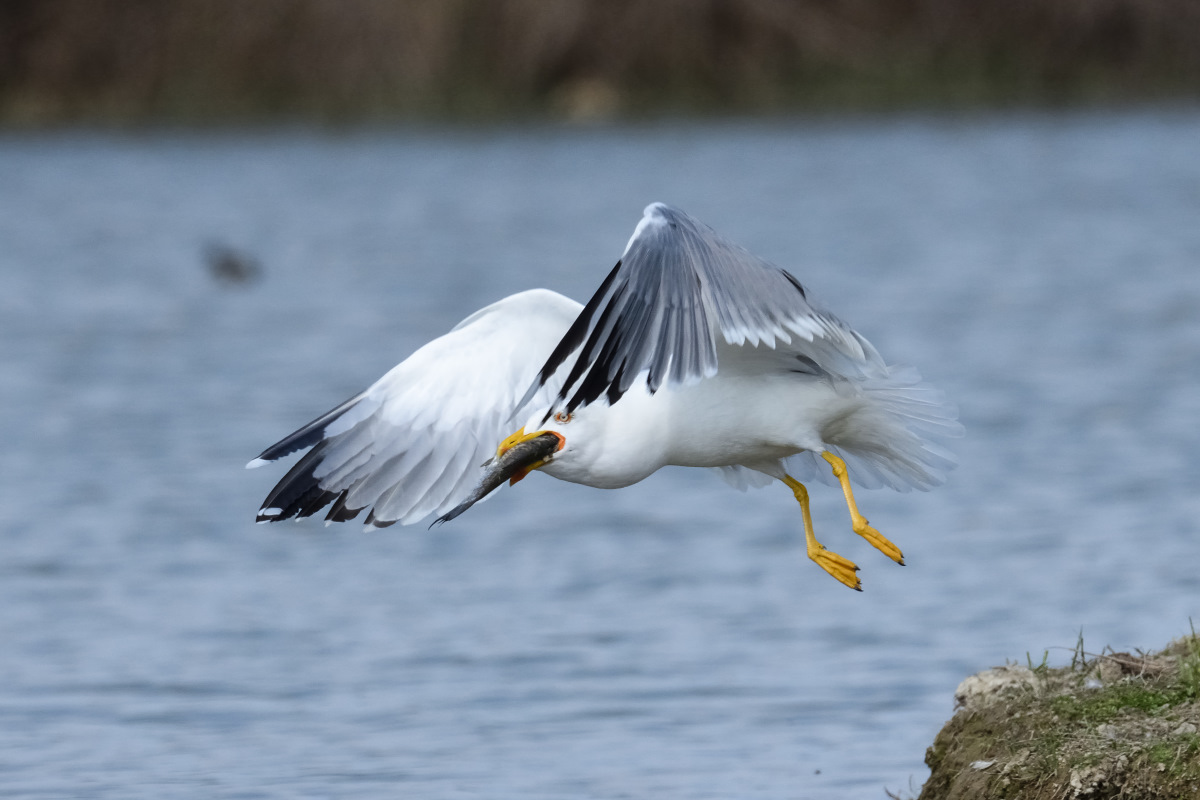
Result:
[250, 203, 961, 589]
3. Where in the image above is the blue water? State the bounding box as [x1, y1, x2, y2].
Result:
[2, 109, 1199, 799]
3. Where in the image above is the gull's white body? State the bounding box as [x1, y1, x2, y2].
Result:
[531, 341, 948, 493]
[535, 365, 847, 488]
[250, 203, 960, 533]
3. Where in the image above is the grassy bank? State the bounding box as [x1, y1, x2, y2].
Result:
[915, 630, 1200, 800]
[3, 0, 1200, 124]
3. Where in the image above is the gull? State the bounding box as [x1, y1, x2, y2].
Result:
[248, 203, 961, 590]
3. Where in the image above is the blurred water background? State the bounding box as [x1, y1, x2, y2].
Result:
[2, 108, 1199, 798]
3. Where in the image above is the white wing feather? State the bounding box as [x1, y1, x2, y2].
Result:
[250, 289, 582, 528]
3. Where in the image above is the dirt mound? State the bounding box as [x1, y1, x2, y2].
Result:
[917, 633, 1200, 800]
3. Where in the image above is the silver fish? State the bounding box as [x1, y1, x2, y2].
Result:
[432, 432, 562, 525]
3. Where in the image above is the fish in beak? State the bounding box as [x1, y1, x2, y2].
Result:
[432, 429, 564, 525]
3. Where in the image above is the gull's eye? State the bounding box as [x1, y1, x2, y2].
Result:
[554, 411, 573, 424]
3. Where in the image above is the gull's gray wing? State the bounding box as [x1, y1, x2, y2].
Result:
[521, 202, 884, 417]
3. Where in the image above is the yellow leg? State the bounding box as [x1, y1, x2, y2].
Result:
[782, 475, 861, 591]
[821, 452, 905, 565]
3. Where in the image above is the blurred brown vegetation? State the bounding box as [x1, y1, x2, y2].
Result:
[2, 0, 1199, 123]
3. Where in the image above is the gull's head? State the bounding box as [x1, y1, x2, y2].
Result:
[496, 405, 602, 485]
[503, 387, 666, 490]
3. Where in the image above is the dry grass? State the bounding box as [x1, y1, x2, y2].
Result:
[3, 0, 1200, 123]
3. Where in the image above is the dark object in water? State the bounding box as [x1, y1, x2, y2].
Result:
[433, 432, 562, 525]
[205, 242, 262, 285]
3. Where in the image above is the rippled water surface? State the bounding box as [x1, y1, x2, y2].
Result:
[2, 110, 1199, 798]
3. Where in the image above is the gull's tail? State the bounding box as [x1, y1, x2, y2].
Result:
[788, 365, 963, 492]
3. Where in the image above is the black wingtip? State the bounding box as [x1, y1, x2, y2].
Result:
[364, 509, 398, 529]
[254, 391, 365, 464]
[520, 259, 624, 418]
[324, 491, 363, 523]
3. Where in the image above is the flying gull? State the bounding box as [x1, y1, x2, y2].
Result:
[248, 203, 961, 590]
